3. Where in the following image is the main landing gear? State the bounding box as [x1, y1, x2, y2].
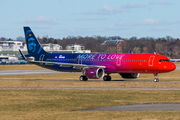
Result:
[154, 73, 159, 82]
[79, 69, 88, 81]
[103, 74, 111, 81]
[79, 75, 88, 81]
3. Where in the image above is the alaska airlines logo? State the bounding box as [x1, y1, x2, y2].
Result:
[28, 37, 37, 53]
[55, 55, 65, 59]
[26, 31, 42, 54]
[59, 55, 65, 59]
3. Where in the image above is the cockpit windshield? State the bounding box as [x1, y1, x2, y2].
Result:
[159, 59, 170, 62]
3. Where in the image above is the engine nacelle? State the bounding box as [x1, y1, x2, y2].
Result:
[85, 67, 104, 79]
[119, 73, 140, 79]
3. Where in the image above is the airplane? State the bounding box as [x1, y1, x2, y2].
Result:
[20, 26, 176, 82]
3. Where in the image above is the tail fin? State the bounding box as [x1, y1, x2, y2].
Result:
[24, 27, 46, 55]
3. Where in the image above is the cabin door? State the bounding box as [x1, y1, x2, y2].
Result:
[39, 54, 45, 65]
[148, 56, 155, 66]
[116, 55, 123, 66]
[78, 57, 82, 64]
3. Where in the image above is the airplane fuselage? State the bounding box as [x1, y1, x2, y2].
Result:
[27, 53, 176, 74]
[22, 26, 176, 82]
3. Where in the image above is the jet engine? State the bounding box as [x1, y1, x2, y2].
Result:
[119, 73, 140, 79]
[85, 67, 104, 79]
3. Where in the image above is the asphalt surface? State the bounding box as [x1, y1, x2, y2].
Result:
[80, 104, 180, 111]
[0, 70, 61, 76]
[176, 66, 180, 70]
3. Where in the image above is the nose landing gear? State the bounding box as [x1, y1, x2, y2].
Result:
[154, 73, 159, 82]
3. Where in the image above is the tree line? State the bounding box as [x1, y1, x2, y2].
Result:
[1, 35, 180, 58]
[38, 36, 180, 59]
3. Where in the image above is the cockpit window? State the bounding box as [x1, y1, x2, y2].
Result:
[159, 59, 170, 62]
[165, 59, 170, 62]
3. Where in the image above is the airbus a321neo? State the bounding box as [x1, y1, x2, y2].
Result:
[20, 27, 176, 82]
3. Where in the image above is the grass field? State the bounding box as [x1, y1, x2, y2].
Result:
[0, 64, 180, 120]
[0, 71, 180, 89]
[1, 90, 180, 120]
[0, 68, 180, 89]
[0, 51, 28, 54]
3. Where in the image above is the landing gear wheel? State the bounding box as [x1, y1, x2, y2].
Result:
[80, 76, 88, 81]
[154, 78, 159, 82]
[103, 76, 111, 81]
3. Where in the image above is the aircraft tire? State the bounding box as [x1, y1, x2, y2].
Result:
[154, 78, 159, 82]
[80, 76, 88, 81]
[103, 76, 111, 81]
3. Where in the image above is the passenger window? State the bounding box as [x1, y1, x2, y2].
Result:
[159, 59, 162, 62]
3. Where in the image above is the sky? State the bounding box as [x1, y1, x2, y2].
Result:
[0, 0, 180, 40]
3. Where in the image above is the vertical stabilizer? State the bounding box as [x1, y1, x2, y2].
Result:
[24, 27, 46, 55]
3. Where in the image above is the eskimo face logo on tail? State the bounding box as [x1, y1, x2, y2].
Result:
[28, 37, 37, 53]
[25, 31, 42, 54]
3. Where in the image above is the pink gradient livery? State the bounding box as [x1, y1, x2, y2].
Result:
[95, 53, 176, 73]
[76, 53, 175, 82]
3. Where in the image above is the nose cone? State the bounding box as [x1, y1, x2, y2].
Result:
[167, 62, 176, 71]
[171, 62, 176, 71]
[161, 62, 176, 72]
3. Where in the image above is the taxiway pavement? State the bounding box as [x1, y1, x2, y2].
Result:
[80, 104, 180, 111]
[0, 70, 60, 76]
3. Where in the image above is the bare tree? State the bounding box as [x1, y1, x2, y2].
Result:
[155, 43, 163, 54]
[172, 46, 180, 58]
[133, 47, 141, 53]
[143, 47, 148, 53]
[0, 37, 7, 41]
[16, 36, 25, 41]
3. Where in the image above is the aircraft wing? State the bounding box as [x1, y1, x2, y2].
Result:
[29, 60, 106, 69]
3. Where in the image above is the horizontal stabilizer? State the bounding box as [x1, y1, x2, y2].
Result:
[19, 49, 26, 60]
